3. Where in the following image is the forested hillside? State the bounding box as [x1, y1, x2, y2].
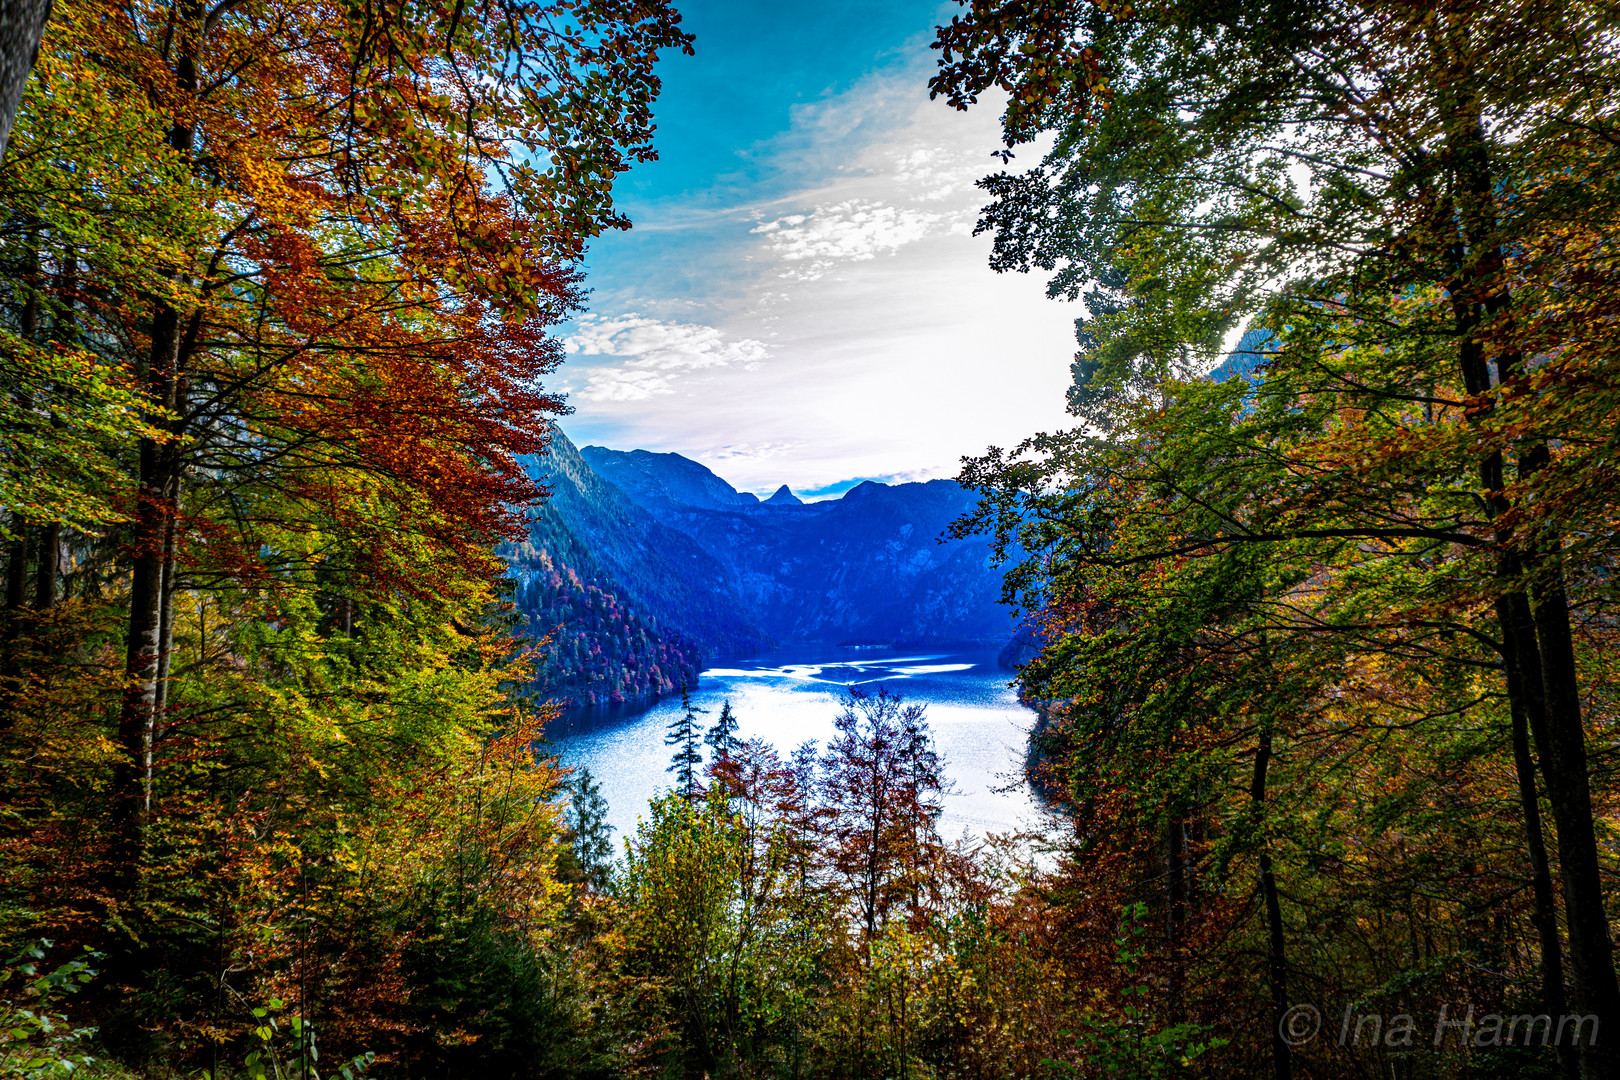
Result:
[506, 432, 765, 708]
[512, 435, 1014, 710]
[508, 547, 703, 708]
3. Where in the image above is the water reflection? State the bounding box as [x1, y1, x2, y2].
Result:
[544, 646, 1040, 845]
[702, 657, 977, 683]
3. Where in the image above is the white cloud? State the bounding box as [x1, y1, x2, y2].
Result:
[578, 369, 675, 402]
[567, 314, 769, 401]
[738, 87, 998, 284]
[568, 313, 767, 369]
[709, 441, 799, 463]
[751, 200, 949, 280]
[563, 74, 1077, 493]
[889, 144, 974, 201]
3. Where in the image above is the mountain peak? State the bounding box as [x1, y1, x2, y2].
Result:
[580, 445, 756, 512]
[765, 484, 803, 506]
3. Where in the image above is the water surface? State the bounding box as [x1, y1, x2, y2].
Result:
[546, 646, 1039, 845]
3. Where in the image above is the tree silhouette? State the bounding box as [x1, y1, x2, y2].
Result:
[706, 699, 740, 763]
[666, 685, 706, 802]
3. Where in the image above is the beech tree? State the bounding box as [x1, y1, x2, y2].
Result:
[818, 687, 947, 1079]
[821, 688, 947, 947]
[935, 1, 1620, 1074]
[0, 0, 693, 1064]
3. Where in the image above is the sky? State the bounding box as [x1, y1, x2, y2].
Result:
[554, 0, 1080, 500]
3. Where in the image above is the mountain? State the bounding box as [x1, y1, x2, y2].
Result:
[1211, 326, 1275, 383]
[525, 434, 762, 654]
[517, 435, 1015, 709]
[577, 447, 1013, 646]
[579, 446, 759, 515]
[505, 433, 766, 709]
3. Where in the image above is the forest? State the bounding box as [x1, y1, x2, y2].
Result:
[510, 540, 703, 708]
[0, 1, 1617, 1079]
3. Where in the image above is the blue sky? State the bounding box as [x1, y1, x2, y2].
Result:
[556, 0, 1079, 499]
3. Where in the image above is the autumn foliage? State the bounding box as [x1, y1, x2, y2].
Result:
[935, 0, 1620, 1078]
[0, 0, 690, 1073]
[4, 0, 1620, 1079]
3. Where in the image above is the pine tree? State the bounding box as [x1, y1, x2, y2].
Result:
[568, 767, 615, 893]
[665, 685, 706, 802]
[706, 699, 740, 762]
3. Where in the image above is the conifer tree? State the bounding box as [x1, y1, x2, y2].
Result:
[567, 767, 615, 892]
[665, 686, 706, 802]
[706, 699, 740, 763]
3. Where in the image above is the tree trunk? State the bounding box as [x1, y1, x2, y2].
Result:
[1249, 718, 1292, 1080]
[110, 303, 181, 890]
[1480, 243, 1617, 1080]
[1468, 431, 1618, 1079]
[110, 1, 199, 897]
[1166, 808, 1186, 1027]
[0, 529, 26, 729]
[1444, 86, 1618, 1076]
[2, 532, 23, 612]
[38, 251, 75, 615]
[152, 507, 177, 728]
[0, 0, 51, 161]
[1499, 605, 1577, 1080]
[1530, 570, 1620, 1075]
[32, 520, 56, 609]
[0, 247, 38, 730]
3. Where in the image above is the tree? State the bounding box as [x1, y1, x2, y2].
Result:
[933, 2, 1620, 1073]
[618, 784, 827, 1079]
[706, 699, 740, 765]
[566, 767, 615, 893]
[822, 689, 946, 944]
[0, 0, 692, 902]
[961, 383, 1341, 1077]
[819, 688, 947, 1076]
[666, 686, 706, 802]
[0, 0, 695, 1063]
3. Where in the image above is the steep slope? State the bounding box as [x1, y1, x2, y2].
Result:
[507, 548, 704, 708]
[506, 432, 766, 708]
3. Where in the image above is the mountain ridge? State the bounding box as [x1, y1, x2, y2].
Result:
[580, 445, 1012, 647]
[517, 434, 1013, 709]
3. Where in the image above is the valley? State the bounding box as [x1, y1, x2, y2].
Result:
[509, 431, 1015, 709]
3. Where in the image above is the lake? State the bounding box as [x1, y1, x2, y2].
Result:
[544, 645, 1042, 845]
